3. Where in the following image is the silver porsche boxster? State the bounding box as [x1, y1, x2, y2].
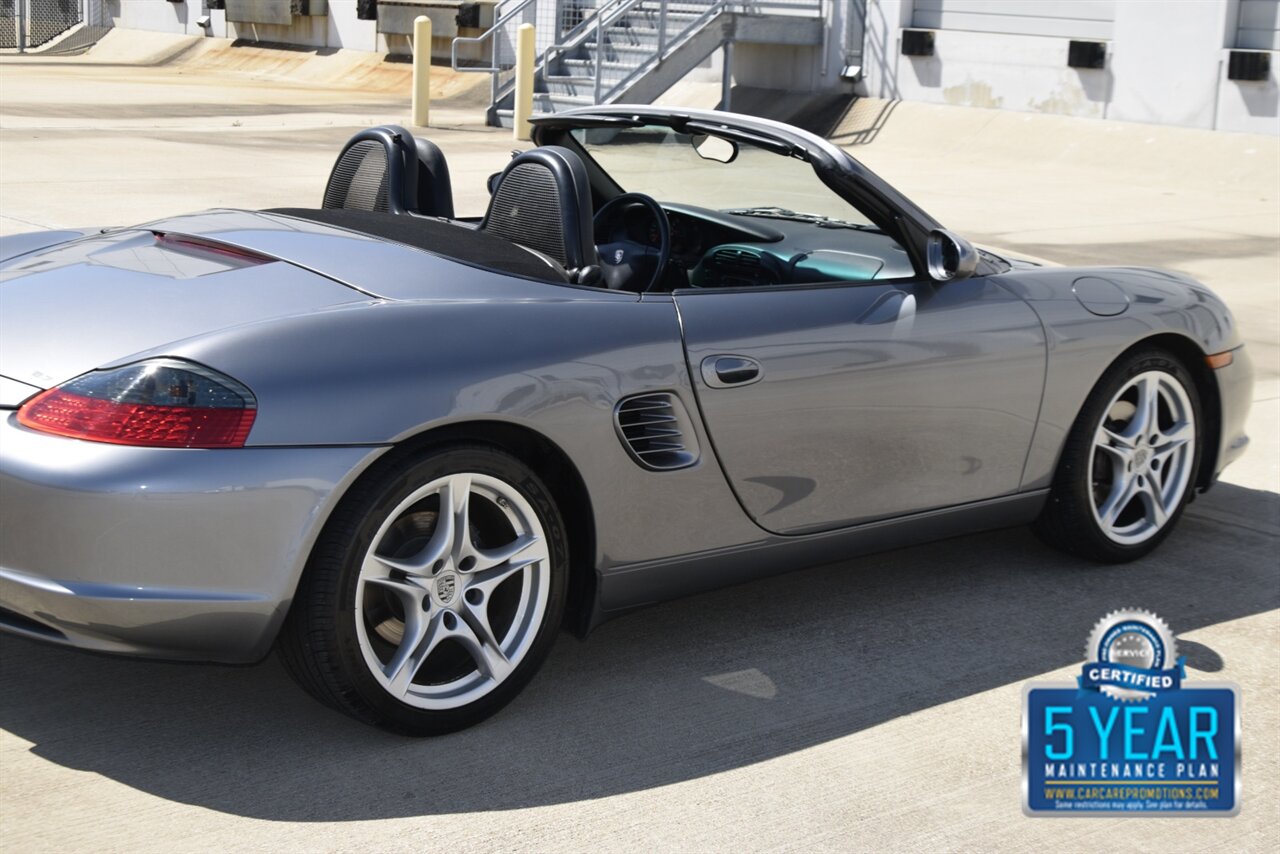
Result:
[0, 107, 1253, 734]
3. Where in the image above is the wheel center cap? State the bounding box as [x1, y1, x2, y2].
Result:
[1133, 447, 1151, 472]
[434, 571, 458, 606]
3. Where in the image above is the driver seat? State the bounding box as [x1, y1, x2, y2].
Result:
[322, 125, 455, 219]
[479, 146, 600, 284]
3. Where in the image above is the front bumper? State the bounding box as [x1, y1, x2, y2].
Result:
[0, 414, 386, 662]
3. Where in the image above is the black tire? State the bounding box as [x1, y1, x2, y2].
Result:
[278, 444, 569, 735]
[1033, 347, 1203, 563]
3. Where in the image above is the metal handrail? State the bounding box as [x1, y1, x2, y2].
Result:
[583, 0, 727, 102]
[542, 0, 652, 103]
[452, 0, 824, 118]
[450, 0, 539, 74]
[450, 0, 540, 106]
[547, 0, 650, 56]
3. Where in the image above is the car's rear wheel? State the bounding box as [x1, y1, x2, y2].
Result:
[279, 445, 567, 734]
[1033, 347, 1202, 563]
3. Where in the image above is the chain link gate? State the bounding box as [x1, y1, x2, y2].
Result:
[2, 0, 111, 52]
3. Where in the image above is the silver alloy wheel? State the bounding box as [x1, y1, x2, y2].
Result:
[1089, 370, 1196, 545]
[354, 472, 550, 710]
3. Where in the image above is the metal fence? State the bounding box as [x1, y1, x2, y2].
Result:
[2, 0, 110, 52]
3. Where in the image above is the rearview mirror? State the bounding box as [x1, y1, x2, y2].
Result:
[691, 133, 738, 164]
[926, 229, 978, 281]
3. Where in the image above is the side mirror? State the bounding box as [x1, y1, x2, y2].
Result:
[926, 229, 978, 282]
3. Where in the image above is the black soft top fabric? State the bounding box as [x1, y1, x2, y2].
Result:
[265, 208, 566, 283]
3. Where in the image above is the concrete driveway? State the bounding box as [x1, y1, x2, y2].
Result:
[1, 34, 1277, 853]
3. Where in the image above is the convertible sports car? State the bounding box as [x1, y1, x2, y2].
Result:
[0, 107, 1253, 734]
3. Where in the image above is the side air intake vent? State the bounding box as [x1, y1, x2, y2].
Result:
[614, 393, 700, 471]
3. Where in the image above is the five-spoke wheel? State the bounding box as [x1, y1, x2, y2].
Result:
[1089, 371, 1197, 545]
[280, 446, 567, 735]
[355, 472, 551, 709]
[1035, 348, 1202, 562]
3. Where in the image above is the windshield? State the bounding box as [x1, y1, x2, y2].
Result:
[570, 124, 876, 228]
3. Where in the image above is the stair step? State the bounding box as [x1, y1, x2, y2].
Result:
[484, 1, 748, 125]
[559, 59, 643, 73]
[583, 41, 665, 55]
[573, 10, 703, 33]
[543, 81, 601, 96]
[534, 93, 596, 106]
[544, 74, 597, 84]
[562, 55, 645, 67]
[600, 26, 665, 38]
[612, 11, 704, 24]
[629, 4, 711, 15]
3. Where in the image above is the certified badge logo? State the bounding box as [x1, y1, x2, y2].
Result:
[1023, 609, 1240, 816]
[1082, 609, 1183, 701]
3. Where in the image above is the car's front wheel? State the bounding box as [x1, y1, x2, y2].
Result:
[279, 445, 567, 734]
[1033, 347, 1202, 563]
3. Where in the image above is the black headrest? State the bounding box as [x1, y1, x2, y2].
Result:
[322, 125, 418, 215]
[323, 125, 456, 220]
[480, 146, 598, 275]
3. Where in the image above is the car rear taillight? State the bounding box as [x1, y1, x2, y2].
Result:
[17, 359, 256, 448]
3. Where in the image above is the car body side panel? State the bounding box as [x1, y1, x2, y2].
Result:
[144, 297, 772, 573]
[997, 266, 1246, 491]
[595, 491, 1047, 614]
[674, 277, 1046, 533]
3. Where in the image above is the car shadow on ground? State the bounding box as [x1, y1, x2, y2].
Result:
[1, 483, 1276, 821]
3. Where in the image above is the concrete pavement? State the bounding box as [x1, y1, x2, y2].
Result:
[1, 33, 1277, 853]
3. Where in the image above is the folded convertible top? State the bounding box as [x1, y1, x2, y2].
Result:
[265, 208, 567, 284]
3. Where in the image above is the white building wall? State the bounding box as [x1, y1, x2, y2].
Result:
[911, 0, 1115, 40]
[869, 25, 1111, 118]
[1238, 0, 1280, 49]
[113, 0, 203, 36]
[734, 43, 826, 91]
[858, 0, 1279, 134]
[101, 0, 1278, 134]
[107, 0, 447, 52]
[326, 0, 378, 52]
[720, 1, 850, 94]
[1109, 0, 1231, 129]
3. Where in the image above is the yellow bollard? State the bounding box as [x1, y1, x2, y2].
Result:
[412, 15, 432, 127]
[513, 23, 535, 141]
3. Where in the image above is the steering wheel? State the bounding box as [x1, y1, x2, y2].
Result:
[593, 193, 671, 292]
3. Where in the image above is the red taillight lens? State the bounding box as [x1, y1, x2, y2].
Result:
[17, 359, 257, 448]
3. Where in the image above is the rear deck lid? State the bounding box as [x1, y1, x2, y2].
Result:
[0, 228, 367, 392]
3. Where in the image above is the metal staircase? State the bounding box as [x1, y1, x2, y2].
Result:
[452, 1, 825, 127]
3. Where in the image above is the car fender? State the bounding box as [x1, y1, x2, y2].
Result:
[994, 265, 1243, 491]
[143, 295, 770, 574]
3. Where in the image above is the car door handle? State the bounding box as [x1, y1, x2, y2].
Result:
[701, 355, 762, 388]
